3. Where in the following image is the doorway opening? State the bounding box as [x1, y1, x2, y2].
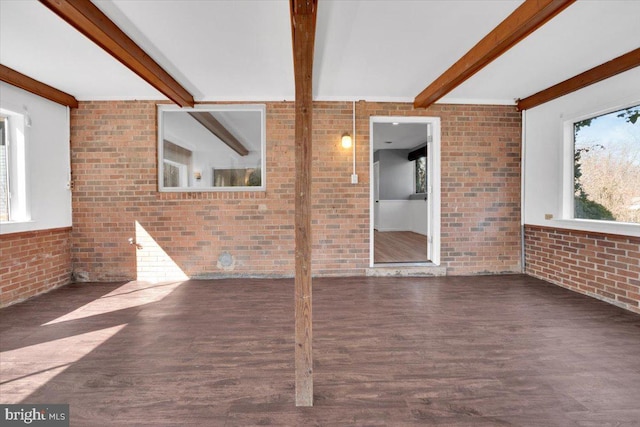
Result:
[370, 116, 440, 266]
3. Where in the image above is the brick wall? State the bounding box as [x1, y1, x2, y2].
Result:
[525, 225, 640, 314]
[0, 227, 72, 307]
[70, 101, 521, 281]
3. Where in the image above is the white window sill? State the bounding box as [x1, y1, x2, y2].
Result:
[159, 186, 266, 193]
[548, 218, 640, 238]
[0, 220, 36, 235]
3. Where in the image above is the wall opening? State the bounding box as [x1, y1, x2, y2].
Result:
[369, 116, 440, 267]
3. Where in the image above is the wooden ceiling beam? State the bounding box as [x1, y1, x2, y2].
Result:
[0, 64, 78, 108]
[39, 0, 194, 107]
[414, 0, 576, 109]
[290, 0, 317, 408]
[517, 47, 640, 111]
[188, 112, 249, 156]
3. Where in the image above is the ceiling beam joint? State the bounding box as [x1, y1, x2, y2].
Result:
[0, 64, 79, 108]
[517, 47, 640, 111]
[414, 0, 576, 109]
[39, 0, 194, 107]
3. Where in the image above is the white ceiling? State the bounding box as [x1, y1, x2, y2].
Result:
[373, 122, 429, 151]
[1, 0, 639, 105]
[314, 0, 522, 102]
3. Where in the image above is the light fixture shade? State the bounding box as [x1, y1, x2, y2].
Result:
[341, 132, 352, 149]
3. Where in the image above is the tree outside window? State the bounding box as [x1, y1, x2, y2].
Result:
[573, 105, 640, 224]
[415, 156, 426, 194]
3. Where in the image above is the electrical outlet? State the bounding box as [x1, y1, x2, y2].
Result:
[351, 174, 358, 184]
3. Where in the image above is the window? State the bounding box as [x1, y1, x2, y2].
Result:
[158, 105, 265, 192]
[572, 104, 639, 224]
[415, 156, 426, 194]
[162, 140, 191, 187]
[408, 144, 427, 194]
[0, 108, 28, 222]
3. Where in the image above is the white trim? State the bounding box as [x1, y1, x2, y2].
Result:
[520, 109, 526, 272]
[314, 95, 414, 103]
[352, 101, 356, 179]
[78, 96, 297, 102]
[545, 219, 640, 238]
[312, 96, 517, 105]
[76, 96, 168, 102]
[437, 97, 516, 106]
[66, 106, 71, 194]
[371, 116, 432, 125]
[198, 96, 295, 102]
[0, 108, 29, 222]
[429, 118, 441, 265]
[521, 109, 527, 227]
[561, 118, 574, 219]
[89, 95, 520, 105]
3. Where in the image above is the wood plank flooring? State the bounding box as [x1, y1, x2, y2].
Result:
[374, 230, 428, 263]
[2, 275, 640, 426]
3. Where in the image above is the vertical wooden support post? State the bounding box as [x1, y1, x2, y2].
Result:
[290, 0, 317, 407]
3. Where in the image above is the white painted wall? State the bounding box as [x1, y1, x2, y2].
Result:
[377, 149, 413, 200]
[410, 199, 428, 235]
[377, 199, 427, 235]
[377, 200, 408, 232]
[523, 67, 640, 237]
[0, 82, 71, 234]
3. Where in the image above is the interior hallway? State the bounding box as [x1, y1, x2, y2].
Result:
[2, 275, 640, 425]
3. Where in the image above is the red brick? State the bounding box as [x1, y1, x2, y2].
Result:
[69, 101, 522, 280]
[525, 225, 640, 313]
[0, 228, 72, 307]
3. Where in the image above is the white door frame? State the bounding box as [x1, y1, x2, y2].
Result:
[373, 161, 380, 230]
[369, 116, 441, 266]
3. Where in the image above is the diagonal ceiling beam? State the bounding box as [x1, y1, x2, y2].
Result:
[414, 0, 576, 109]
[290, 0, 317, 408]
[0, 64, 79, 108]
[39, 0, 194, 107]
[188, 112, 249, 156]
[517, 47, 640, 110]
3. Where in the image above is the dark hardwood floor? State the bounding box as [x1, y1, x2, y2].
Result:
[374, 230, 428, 263]
[2, 275, 640, 426]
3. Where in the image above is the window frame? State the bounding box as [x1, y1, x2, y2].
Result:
[561, 100, 640, 227]
[0, 115, 10, 221]
[157, 104, 266, 193]
[0, 108, 29, 223]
